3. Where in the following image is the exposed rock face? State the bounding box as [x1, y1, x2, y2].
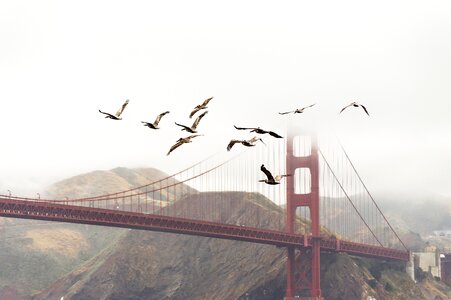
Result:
[33, 192, 288, 300]
[3, 167, 451, 299]
[0, 286, 25, 300]
[0, 167, 174, 298]
[33, 192, 451, 300]
[45, 167, 174, 199]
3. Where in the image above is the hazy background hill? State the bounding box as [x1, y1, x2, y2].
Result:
[375, 192, 451, 235]
[0, 167, 176, 298]
[33, 188, 451, 300]
[1, 167, 451, 299]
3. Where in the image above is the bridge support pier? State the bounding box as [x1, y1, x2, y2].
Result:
[285, 129, 323, 299]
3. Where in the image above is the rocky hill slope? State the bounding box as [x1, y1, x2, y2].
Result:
[0, 167, 174, 298]
[33, 191, 451, 300]
[2, 167, 451, 299]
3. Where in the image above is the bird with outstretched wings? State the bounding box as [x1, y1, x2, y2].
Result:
[234, 125, 283, 138]
[176, 111, 208, 133]
[167, 134, 202, 155]
[189, 97, 213, 118]
[99, 99, 130, 120]
[259, 164, 291, 185]
[227, 136, 265, 151]
[340, 102, 369, 116]
[142, 111, 170, 129]
[279, 103, 316, 115]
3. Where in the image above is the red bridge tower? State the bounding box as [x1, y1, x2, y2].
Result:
[285, 128, 323, 299]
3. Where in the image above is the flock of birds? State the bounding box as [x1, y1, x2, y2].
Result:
[99, 98, 370, 185]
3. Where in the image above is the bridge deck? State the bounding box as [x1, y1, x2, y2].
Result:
[0, 197, 409, 261]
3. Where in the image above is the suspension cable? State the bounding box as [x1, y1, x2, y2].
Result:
[318, 149, 384, 247]
[336, 140, 408, 251]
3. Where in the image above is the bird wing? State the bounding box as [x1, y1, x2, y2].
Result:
[304, 103, 316, 109]
[275, 174, 292, 181]
[360, 104, 370, 116]
[167, 140, 184, 156]
[268, 131, 283, 138]
[191, 111, 208, 129]
[154, 111, 170, 126]
[260, 164, 275, 182]
[250, 128, 266, 134]
[227, 140, 241, 151]
[339, 103, 353, 114]
[186, 134, 202, 140]
[234, 125, 255, 130]
[99, 110, 115, 118]
[201, 97, 213, 107]
[189, 106, 202, 118]
[279, 111, 294, 115]
[115, 99, 129, 117]
[248, 136, 266, 146]
[174, 122, 191, 131]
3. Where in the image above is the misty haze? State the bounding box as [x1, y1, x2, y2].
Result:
[1, 1, 451, 299]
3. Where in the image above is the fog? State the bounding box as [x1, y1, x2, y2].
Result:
[1, 0, 450, 198]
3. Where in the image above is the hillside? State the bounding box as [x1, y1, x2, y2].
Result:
[375, 192, 451, 252]
[2, 167, 451, 299]
[0, 167, 177, 298]
[33, 191, 451, 300]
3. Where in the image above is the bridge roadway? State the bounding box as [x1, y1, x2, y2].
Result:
[0, 197, 409, 261]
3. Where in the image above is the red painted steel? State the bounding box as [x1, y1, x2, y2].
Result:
[0, 134, 412, 299]
[0, 197, 409, 261]
[285, 129, 323, 299]
[0, 198, 302, 246]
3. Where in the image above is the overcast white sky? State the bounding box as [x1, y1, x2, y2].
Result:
[1, 0, 450, 197]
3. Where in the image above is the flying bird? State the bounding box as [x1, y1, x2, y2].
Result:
[234, 125, 283, 138]
[259, 164, 291, 185]
[227, 136, 265, 151]
[141, 111, 170, 129]
[340, 102, 370, 116]
[189, 97, 213, 118]
[279, 103, 316, 115]
[175, 111, 208, 133]
[167, 134, 203, 156]
[99, 99, 129, 120]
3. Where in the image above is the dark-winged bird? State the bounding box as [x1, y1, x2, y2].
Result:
[259, 164, 291, 185]
[340, 102, 369, 116]
[167, 134, 203, 156]
[279, 103, 316, 115]
[189, 97, 213, 118]
[141, 111, 170, 129]
[99, 99, 129, 120]
[234, 125, 283, 138]
[175, 111, 208, 133]
[227, 136, 265, 151]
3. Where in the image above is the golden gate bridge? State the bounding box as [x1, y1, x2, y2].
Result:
[0, 127, 410, 299]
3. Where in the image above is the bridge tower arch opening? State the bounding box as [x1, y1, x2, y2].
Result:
[285, 128, 323, 300]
